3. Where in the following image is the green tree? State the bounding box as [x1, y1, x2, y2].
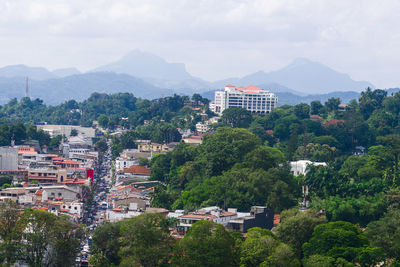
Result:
[310, 100, 324, 115]
[240, 227, 300, 267]
[275, 208, 327, 254]
[70, 129, 78, 136]
[172, 220, 236, 267]
[17, 209, 79, 267]
[324, 98, 340, 113]
[92, 222, 122, 265]
[119, 213, 174, 267]
[95, 139, 108, 152]
[89, 253, 109, 267]
[365, 209, 400, 261]
[221, 107, 252, 128]
[0, 199, 21, 265]
[97, 114, 109, 128]
[302, 221, 384, 265]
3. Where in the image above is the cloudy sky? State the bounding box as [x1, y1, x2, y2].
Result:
[0, 0, 399, 87]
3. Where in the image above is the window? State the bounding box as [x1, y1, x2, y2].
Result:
[51, 192, 55, 196]
[74, 207, 78, 210]
[58, 193, 62, 197]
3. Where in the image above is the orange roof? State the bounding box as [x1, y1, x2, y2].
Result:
[180, 214, 217, 220]
[60, 209, 69, 212]
[62, 160, 80, 164]
[274, 214, 280, 225]
[55, 197, 63, 200]
[225, 84, 235, 87]
[123, 165, 151, 175]
[324, 120, 345, 127]
[112, 207, 123, 212]
[52, 157, 63, 161]
[35, 190, 43, 196]
[39, 207, 48, 210]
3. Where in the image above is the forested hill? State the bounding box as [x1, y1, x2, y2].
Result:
[0, 92, 210, 128]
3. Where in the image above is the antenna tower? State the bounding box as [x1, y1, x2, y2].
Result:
[25, 77, 29, 97]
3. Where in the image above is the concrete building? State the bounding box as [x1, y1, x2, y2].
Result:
[116, 157, 138, 171]
[226, 206, 274, 233]
[36, 125, 95, 138]
[290, 160, 327, 176]
[28, 167, 68, 183]
[210, 85, 278, 115]
[177, 206, 238, 234]
[0, 147, 18, 170]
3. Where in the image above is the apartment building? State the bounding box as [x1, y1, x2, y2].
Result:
[210, 85, 278, 115]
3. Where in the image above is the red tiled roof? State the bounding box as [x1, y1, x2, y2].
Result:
[112, 207, 123, 212]
[62, 160, 81, 164]
[225, 84, 235, 87]
[39, 207, 48, 210]
[35, 189, 43, 196]
[180, 214, 217, 220]
[274, 214, 280, 225]
[123, 165, 151, 175]
[324, 120, 345, 127]
[266, 130, 274, 136]
[60, 209, 69, 212]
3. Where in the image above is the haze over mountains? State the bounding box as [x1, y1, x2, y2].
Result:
[0, 50, 377, 105]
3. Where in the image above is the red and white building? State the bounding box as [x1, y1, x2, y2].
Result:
[210, 84, 278, 115]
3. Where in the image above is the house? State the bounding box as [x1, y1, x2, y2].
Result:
[123, 165, 151, 179]
[226, 206, 274, 233]
[116, 157, 138, 171]
[177, 207, 238, 234]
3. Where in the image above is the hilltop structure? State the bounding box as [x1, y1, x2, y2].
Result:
[210, 84, 278, 115]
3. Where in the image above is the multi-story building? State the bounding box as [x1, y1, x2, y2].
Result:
[0, 147, 18, 171]
[210, 85, 278, 115]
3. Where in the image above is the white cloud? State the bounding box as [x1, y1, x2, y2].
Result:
[0, 0, 398, 87]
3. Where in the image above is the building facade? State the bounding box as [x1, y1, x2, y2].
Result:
[0, 147, 18, 171]
[210, 85, 278, 115]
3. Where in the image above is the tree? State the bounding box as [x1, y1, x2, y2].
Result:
[365, 209, 400, 261]
[89, 253, 109, 267]
[310, 101, 324, 115]
[275, 209, 327, 255]
[302, 221, 384, 265]
[172, 220, 236, 267]
[95, 139, 108, 152]
[294, 103, 310, 119]
[97, 114, 109, 128]
[70, 129, 78, 136]
[91, 222, 122, 265]
[240, 227, 300, 267]
[196, 127, 260, 177]
[119, 213, 174, 266]
[17, 209, 80, 267]
[221, 107, 252, 128]
[324, 98, 340, 113]
[0, 199, 21, 265]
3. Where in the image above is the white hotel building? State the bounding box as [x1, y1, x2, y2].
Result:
[210, 85, 278, 115]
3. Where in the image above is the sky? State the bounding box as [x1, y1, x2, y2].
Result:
[0, 0, 399, 87]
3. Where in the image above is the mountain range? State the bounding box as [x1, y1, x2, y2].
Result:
[0, 50, 378, 105]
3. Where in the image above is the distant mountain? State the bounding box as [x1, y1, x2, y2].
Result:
[275, 91, 360, 106]
[213, 58, 374, 95]
[0, 72, 172, 105]
[0, 64, 57, 80]
[92, 50, 211, 90]
[52, 67, 81, 77]
[256, 83, 305, 96]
